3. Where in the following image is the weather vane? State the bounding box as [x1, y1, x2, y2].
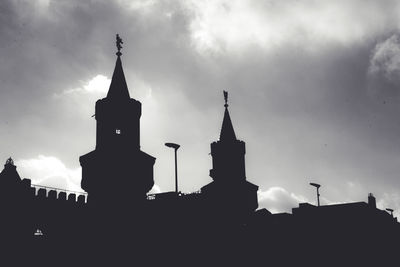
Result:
[116, 34, 123, 56]
[223, 90, 228, 108]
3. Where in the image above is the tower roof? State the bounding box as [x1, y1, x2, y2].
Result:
[219, 91, 237, 141]
[106, 56, 130, 100]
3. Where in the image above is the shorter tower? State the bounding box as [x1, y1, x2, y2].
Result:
[202, 91, 258, 224]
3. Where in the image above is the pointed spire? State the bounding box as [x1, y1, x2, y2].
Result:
[106, 34, 130, 100]
[220, 91, 237, 141]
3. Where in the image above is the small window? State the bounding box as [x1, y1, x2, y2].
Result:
[116, 129, 121, 135]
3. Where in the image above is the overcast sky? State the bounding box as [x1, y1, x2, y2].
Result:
[2, 0, 400, 216]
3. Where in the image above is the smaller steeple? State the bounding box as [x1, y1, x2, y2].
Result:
[220, 91, 237, 141]
[0, 157, 21, 185]
[203, 92, 259, 221]
[106, 34, 130, 100]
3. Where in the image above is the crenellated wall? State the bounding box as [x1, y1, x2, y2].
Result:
[24, 179, 88, 206]
[6, 178, 90, 242]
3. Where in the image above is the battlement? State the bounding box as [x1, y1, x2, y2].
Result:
[21, 178, 88, 205]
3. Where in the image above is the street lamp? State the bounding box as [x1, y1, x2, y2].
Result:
[165, 142, 180, 194]
[310, 182, 321, 207]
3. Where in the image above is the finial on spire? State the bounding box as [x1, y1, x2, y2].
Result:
[116, 34, 123, 56]
[5, 157, 14, 166]
[223, 90, 228, 108]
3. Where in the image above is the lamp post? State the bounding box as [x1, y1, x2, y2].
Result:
[165, 143, 180, 194]
[310, 182, 321, 207]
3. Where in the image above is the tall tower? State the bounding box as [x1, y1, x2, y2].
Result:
[79, 35, 155, 208]
[202, 91, 258, 222]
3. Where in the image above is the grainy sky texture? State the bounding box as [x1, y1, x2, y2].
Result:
[2, 0, 400, 216]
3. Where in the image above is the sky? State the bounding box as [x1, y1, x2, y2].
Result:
[2, 0, 400, 216]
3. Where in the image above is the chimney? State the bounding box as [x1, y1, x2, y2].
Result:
[368, 193, 376, 209]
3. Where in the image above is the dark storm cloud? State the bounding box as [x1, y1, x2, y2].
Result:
[2, 0, 400, 214]
[0, 0, 188, 156]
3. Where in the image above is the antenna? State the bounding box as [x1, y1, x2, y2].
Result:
[310, 182, 321, 207]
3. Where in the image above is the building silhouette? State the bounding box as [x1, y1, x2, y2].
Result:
[1, 35, 399, 266]
[80, 51, 155, 208]
[201, 91, 258, 225]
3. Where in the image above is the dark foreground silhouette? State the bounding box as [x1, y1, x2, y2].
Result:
[0, 35, 398, 266]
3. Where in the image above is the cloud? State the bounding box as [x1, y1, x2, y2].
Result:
[60, 74, 111, 96]
[258, 187, 307, 214]
[369, 34, 400, 84]
[377, 192, 400, 219]
[366, 33, 400, 103]
[184, 0, 400, 54]
[15, 155, 83, 193]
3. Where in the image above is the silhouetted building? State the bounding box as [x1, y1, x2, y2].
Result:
[249, 193, 400, 266]
[1, 35, 400, 266]
[79, 46, 155, 209]
[202, 91, 258, 224]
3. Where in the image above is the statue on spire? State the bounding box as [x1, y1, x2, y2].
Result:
[116, 34, 123, 56]
[223, 90, 228, 108]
